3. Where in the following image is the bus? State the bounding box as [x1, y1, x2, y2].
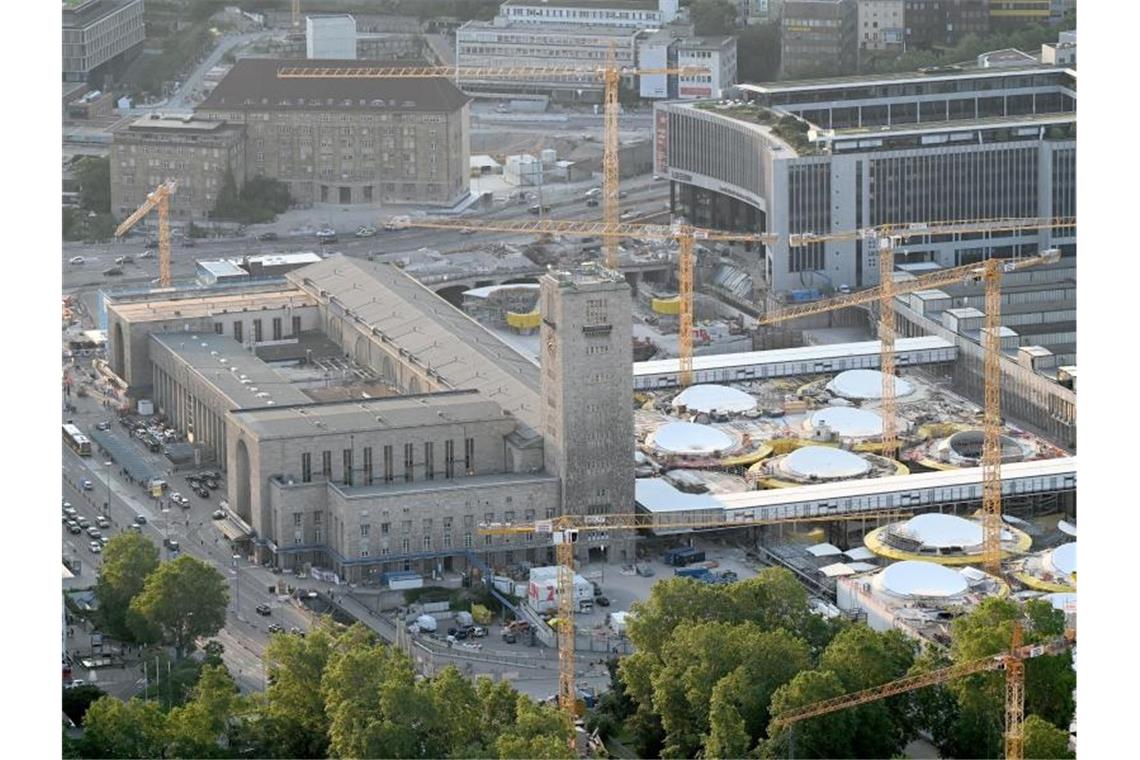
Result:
[63, 423, 92, 456]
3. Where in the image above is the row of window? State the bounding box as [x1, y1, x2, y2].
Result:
[219, 315, 300, 343]
[299, 437, 475, 485]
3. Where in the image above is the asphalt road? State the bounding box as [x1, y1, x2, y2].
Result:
[61, 175, 670, 293]
[62, 380, 311, 693]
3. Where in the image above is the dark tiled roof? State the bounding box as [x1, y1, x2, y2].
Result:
[199, 58, 470, 113]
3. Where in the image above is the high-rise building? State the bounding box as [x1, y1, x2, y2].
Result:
[62, 0, 146, 83]
[904, 0, 989, 51]
[498, 0, 678, 28]
[540, 266, 634, 559]
[781, 0, 857, 77]
[857, 0, 905, 52]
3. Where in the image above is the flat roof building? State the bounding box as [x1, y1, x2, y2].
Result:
[655, 63, 1076, 296]
[198, 59, 471, 207]
[62, 0, 146, 83]
[110, 114, 247, 223]
[498, 0, 678, 29]
[639, 28, 737, 100]
[781, 0, 857, 78]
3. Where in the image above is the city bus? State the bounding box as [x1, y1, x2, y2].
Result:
[63, 423, 92, 456]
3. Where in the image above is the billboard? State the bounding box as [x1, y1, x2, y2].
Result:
[655, 108, 669, 176]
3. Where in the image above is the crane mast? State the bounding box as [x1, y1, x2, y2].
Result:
[114, 180, 176, 288]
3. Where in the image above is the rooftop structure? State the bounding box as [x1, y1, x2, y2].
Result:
[498, 0, 678, 29]
[806, 406, 883, 439]
[307, 14, 357, 60]
[671, 384, 757, 415]
[827, 370, 914, 400]
[1012, 541, 1076, 592]
[865, 513, 1032, 564]
[650, 421, 736, 456]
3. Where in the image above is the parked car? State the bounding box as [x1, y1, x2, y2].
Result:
[181, 238, 197, 248]
[211, 509, 227, 520]
[114, 255, 132, 266]
[95, 421, 110, 431]
[502, 630, 517, 644]
[75, 516, 89, 528]
[459, 227, 476, 235]
[86, 527, 101, 539]
[138, 249, 155, 259]
[194, 486, 210, 499]
[134, 514, 147, 525]
[355, 225, 377, 237]
[89, 541, 102, 554]
[585, 198, 599, 207]
[68, 523, 83, 535]
[103, 267, 123, 277]
[81, 479, 94, 491]
[257, 231, 279, 241]
[267, 623, 284, 633]
[96, 516, 110, 528]
[64, 505, 77, 517]
[68, 256, 85, 265]
[596, 595, 611, 607]
[256, 604, 272, 616]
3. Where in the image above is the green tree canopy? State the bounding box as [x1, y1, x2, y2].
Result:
[1023, 714, 1075, 759]
[765, 670, 856, 759]
[495, 696, 575, 760]
[129, 554, 228, 658]
[689, 0, 737, 36]
[94, 532, 160, 642]
[74, 156, 111, 214]
[80, 697, 170, 759]
[165, 664, 247, 758]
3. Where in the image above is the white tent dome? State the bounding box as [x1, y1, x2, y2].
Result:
[807, 407, 883, 438]
[1048, 542, 1076, 577]
[652, 421, 735, 455]
[899, 513, 983, 549]
[782, 446, 870, 480]
[672, 384, 757, 414]
[879, 560, 969, 598]
[827, 369, 914, 400]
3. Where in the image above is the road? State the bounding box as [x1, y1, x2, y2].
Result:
[62, 376, 311, 693]
[61, 174, 670, 293]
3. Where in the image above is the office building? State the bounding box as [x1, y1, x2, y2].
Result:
[905, 0, 989, 51]
[857, 0, 904, 52]
[62, 0, 146, 83]
[781, 0, 857, 77]
[640, 29, 737, 99]
[306, 14, 357, 60]
[197, 59, 470, 206]
[498, 0, 678, 29]
[654, 64, 1076, 295]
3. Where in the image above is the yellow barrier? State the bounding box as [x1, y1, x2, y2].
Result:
[651, 297, 680, 315]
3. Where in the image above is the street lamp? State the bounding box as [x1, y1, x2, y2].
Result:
[232, 554, 242, 621]
[104, 460, 113, 517]
[161, 507, 170, 551]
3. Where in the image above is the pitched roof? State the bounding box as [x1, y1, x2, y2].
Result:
[199, 58, 470, 113]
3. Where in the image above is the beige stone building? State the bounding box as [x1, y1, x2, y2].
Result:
[197, 59, 471, 207]
[109, 115, 247, 223]
[105, 257, 636, 581]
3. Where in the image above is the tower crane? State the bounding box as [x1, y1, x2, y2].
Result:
[770, 623, 1076, 760]
[276, 59, 707, 268]
[479, 509, 912, 726]
[396, 216, 776, 387]
[114, 180, 177, 288]
[759, 244, 1065, 572]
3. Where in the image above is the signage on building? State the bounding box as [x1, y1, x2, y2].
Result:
[654, 109, 669, 175]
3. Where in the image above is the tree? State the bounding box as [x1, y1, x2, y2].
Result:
[74, 156, 111, 214]
[166, 664, 247, 758]
[80, 697, 169, 759]
[129, 554, 228, 658]
[737, 23, 781, 83]
[1023, 714, 1075, 760]
[213, 166, 241, 220]
[689, 0, 737, 36]
[495, 696, 575, 759]
[94, 532, 159, 642]
[62, 683, 106, 726]
[765, 670, 856, 759]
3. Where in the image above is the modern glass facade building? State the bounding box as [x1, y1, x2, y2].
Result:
[654, 64, 1076, 296]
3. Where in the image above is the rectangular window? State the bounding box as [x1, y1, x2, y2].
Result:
[464, 532, 473, 548]
[423, 535, 431, 550]
[294, 512, 302, 526]
[443, 533, 452, 549]
[381, 522, 390, 535]
[401, 537, 410, 553]
[464, 437, 475, 474]
[360, 523, 370, 537]
[402, 520, 412, 533]
[233, 321, 242, 343]
[424, 441, 434, 480]
[322, 450, 332, 480]
[343, 448, 353, 486]
[272, 317, 282, 341]
[314, 512, 321, 525]
[214, 322, 223, 335]
[383, 445, 393, 483]
[301, 452, 311, 483]
[292, 315, 302, 336]
[253, 319, 263, 342]
[444, 439, 455, 478]
[363, 446, 373, 485]
[404, 443, 414, 482]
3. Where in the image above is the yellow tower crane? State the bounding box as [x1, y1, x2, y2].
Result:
[276, 61, 707, 268]
[114, 180, 177, 288]
[759, 237, 1071, 572]
[771, 623, 1076, 760]
[395, 217, 776, 386]
[480, 509, 912, 727]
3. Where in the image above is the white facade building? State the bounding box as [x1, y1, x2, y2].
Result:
[857, 0, 904, 52]
[739, 0, 783, 25]
[306, 14, 357, 60]
[498, 0, 678, 29]
[639, 30, 737, 100]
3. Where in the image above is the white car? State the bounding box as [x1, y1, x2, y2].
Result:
[89, 541, 102, 554]
[355, 225, 377, 238]
[138, 249, 155, 259]
[69, 256, 85, 265]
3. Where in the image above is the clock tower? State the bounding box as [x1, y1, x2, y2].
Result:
[539, 265, 634, 562]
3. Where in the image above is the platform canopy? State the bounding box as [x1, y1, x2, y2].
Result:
[879, 560, 969, 599]
[827, 369, 914, 400]
[672, 384, 757, 414]
[651, 421, 735, 455]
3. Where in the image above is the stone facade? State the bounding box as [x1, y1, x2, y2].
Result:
[110, 115, 247, 223]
